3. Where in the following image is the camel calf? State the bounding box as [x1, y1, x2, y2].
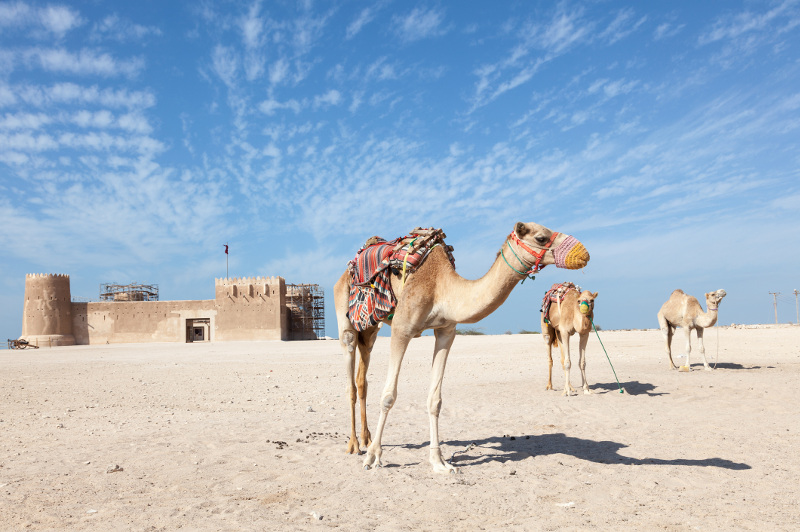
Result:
[541, 289, 598, 396]
[657, 289, 726, 371]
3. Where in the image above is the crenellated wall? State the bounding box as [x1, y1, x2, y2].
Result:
[19, 274, 292, 346]
[213, 276, 288, 341]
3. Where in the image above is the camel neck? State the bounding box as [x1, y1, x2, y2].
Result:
[442, 245, 526, 324]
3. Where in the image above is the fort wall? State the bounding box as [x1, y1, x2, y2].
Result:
[72, 300, 216, 345]
[19, 274, 295, 346]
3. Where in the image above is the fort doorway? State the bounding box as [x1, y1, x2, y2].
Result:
[186, 318, 210, 343]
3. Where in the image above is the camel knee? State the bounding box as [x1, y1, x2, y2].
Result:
[428, 397, 442, 417]
[342, 330, 356, 353]
[380, 391, 396, 412]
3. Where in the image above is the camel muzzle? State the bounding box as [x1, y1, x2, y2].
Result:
[553, 235, 589, 270]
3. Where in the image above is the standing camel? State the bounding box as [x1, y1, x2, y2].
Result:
[657, 289, 727, 371]
[541, 286, 598, 395]
[333, 222, 589, 473]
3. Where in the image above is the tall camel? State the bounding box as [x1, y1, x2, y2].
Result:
[541, 287, 598, 396]
[333, 222, 589, 473]
[657, 289, 727, 371]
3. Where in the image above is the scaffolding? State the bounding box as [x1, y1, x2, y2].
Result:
[99, 282, 159, 302]
[286, 284, 325, 340]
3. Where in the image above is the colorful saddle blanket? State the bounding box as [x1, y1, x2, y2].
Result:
[541, 282, 581, 322]
[347, 228, 455, 332]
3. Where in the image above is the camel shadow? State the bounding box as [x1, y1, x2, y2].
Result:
[403, 433, 750, 471]
[705, 362, 765, 370]
[590, 380, 665, 396]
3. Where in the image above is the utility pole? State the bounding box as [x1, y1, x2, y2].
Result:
[769, 292, 780, 324]
[794, 289, 799, 325]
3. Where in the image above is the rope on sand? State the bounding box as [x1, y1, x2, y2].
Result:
[590, 318, 625, 394]
[449, 442, 476, 463]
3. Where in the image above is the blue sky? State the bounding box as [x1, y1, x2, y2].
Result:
[2, 0, 800, 343]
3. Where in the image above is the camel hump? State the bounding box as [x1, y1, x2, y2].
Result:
[671, 289, 685, 296]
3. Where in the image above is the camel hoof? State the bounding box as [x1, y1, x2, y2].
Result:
[583, 389, 592, 395]
[679, 365, 690, 372]
[363, 464, 370, 470]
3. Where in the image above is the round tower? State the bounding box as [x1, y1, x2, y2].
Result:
[20, 273, 76, 347]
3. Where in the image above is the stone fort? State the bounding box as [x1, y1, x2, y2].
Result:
[18, 273, 324, 347]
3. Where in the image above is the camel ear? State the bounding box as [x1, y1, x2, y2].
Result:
[592, 292, 598, 299]
[515, 222, 529, 237]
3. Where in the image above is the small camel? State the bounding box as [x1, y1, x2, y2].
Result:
[333, 222, 589, 473]
[541, 288, 598, 396]
[657, 289, 727, 371]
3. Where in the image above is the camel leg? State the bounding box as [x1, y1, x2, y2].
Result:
[544, 326, 554, 390]
[658, 313, 678, 369]
[427, 325, 458, 474]
[340, 329, 360, 454]
[696, 327, 712, 371]
[558, 331, 575, 396]
[356, 328, 379, 450]
[578, 331, 591, 395]
[363, 331, 413, 470]
[681, 326, 692, 371]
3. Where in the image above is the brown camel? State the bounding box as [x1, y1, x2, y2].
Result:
[657, 289, 727, 371]
[541, 288, 598, 395]
[333, 222, 589, 473]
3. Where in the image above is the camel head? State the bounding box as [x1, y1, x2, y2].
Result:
[705, 289, 727, 310]
[578, 290, 598, 315]
[511, 221, 590, 273]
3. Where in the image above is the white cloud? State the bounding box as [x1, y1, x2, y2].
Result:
[346, 6, 376, 40]
[23, 48, 144, 78]
[91, 14, 161, 42]
[211, 44, 239, 87]
[0, 3, 82, 38]
[394, 7, 447, 43]
[39, 5, 83, 37]
[269, 58, 289, 85]
[313, 89, 342, 109]
[654, 22, 684, 41]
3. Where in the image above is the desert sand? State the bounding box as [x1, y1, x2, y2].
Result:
[2, 325, 799, 530]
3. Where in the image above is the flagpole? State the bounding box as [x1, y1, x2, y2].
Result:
[225, 243, 229, 279]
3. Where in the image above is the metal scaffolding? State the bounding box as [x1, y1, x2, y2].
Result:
[99, 282, 159, 302]
[286, 284, 325, 340]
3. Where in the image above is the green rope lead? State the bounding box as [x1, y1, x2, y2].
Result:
[590, 317, 624, 394]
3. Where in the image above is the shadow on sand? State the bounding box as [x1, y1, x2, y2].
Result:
[400, 433, 750, 471]
[590, 380, 665, 396]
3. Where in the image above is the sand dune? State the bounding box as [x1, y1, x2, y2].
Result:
[2, 325, 798, 530]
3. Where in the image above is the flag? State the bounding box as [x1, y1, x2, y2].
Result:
[224, 244, 228, 255]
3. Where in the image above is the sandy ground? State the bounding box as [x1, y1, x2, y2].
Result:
[1, 325, 799, 531]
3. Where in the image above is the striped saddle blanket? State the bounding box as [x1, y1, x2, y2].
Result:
[541, 282, 581, 322]
[347, 228, 455, 332]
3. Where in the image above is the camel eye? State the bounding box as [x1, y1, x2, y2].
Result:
[535, 235, 549, 245]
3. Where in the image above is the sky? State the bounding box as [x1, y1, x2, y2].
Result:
[2, 0, 800, 344]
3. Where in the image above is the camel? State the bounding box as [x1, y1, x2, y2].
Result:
[657, 289, 727, 371]
[333, 222, 589, 473]
[541, 287, 598, 396]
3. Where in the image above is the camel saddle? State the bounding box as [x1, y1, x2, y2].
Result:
[541, 282, 581, 324]
[347, 227, 455, 332]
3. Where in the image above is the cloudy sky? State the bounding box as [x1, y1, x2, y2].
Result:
[2, 0, 799, 343]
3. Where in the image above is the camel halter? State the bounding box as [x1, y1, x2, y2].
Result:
[501, 231, 559, 282]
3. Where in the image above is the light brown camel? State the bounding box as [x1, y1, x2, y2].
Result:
[541, 288, 598, 395]
[333, 222, 589, 473]
[657, 289, 727, 371]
